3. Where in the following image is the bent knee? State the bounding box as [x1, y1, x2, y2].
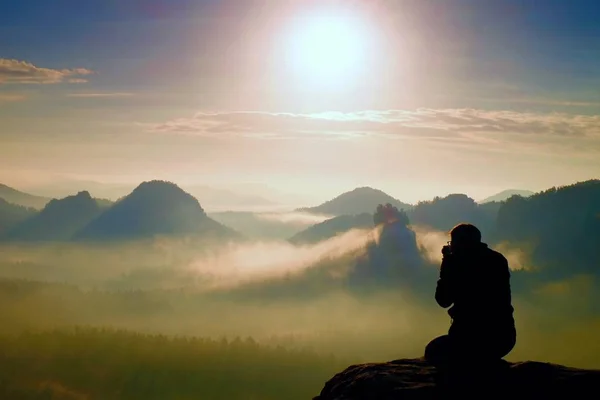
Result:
[425, 335, 452, 362]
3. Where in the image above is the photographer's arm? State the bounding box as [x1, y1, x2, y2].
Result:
[435, 257, 454, 308]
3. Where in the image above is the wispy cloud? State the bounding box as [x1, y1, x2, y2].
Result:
[476, 96, 600, 108]
[0, 59, 94, 85]
[66, 92, 134, 98]
[146, 108, 600, 141]
[256, 211, 333, 226]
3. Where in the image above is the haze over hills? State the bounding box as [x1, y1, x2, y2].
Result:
[15, 179, 286, 212]
[184, 185, 278, 212]
[288, 191, 500, 244]
[216, 181, 317, 208]
[296, 187, 412, 216]
[286, 179, 598, 255]
[0, 184, 51, 210]
[0, 177, 599, 394]
[209, 211, 319, 240]
[0, 181, 242, 243]
[74, 180, 241, 242]
[409, 193, 497, 236]
[479, 189, 535, 204]
[0, 198, 37, 237]
[2, 178, 593, 250]
[495, 179, 600, 278]
[289, 213, 374, 245]
[16, 180, 135, 202]
[2, 179, 536, 216]
[2, 179, 597, 255]
[7, 191, 103, 242]
[0, 178, 596, 296]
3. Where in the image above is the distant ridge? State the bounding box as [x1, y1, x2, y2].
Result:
[479, 189, 534, 204]
[289, 213, 373, 245]
[0, 198, 37, 236]
[297, 187, 412, 216]
[74, 180, 241, 241]
[0, 184, 51, 209]
[7, 191, 102, 241]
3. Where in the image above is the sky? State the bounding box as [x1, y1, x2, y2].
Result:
[1, 0, 599, 204]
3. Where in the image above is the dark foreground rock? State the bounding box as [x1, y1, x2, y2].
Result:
[313, 358, 600, 399]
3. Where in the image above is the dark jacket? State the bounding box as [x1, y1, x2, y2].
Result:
[435, 242, 515, 333]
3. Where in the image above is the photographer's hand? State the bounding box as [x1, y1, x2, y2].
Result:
[436, 255, 454, 308]
[439, 252, 453, 280]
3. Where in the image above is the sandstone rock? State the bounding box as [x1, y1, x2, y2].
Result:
[314, 358, 600, 399]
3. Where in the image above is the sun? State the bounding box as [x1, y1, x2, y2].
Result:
[285, 10, 372, 89]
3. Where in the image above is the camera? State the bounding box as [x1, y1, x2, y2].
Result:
[441, 244, 452, 257]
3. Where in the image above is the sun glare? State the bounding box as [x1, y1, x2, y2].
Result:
[285, 9, 373, 89]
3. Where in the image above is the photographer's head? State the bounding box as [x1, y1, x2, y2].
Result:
[449, 223, 481, 253]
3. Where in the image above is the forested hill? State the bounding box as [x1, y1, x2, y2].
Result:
[297, 187, 412, 216]
[495, 179, 600, 278]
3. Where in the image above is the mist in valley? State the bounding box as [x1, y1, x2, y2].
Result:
[1, 218, 598, 370]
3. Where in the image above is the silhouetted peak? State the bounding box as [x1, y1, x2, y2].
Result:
[314, 358, 600, 399]
[131, 180, 186, 197]
[133, 180, 180, 191]
[446, 193, 470, 199]
[340, 187, 400, 200]
[350, 187, 385, 194]
[71, 179, 244, 241]
[44, 191, 98, 211]
[423, 193, 477, 206]
[441, 193, 474, 202]
[6, 188, 102, 241]
[127, 180, 204, 212]
[298, 186, 412, 216]
[75, 190, 92, 199]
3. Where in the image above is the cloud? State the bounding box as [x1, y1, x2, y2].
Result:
[187, 226, 381, 290]
[66, 92, 134, 98]
[0, 59, 94, 85]
[411, 225, 532, 271]
[146, 109, 600, 142]
[256, 211, 333, 226]
[481, 97, 600, 108]
[411, 225, 447, 264]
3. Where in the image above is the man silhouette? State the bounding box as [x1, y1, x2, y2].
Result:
[425, 223, 516, 367]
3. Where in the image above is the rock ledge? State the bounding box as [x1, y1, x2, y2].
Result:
[314, 358, 600, 399]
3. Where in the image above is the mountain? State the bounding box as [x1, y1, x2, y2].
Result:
[7, 191, 103, 241]
[0, 198, 38, 237]
[479, 189, 535, 204]
[22, 180, 282, 212]
[0, 184, 51, 209]
[289, 213, 374, 245]
[74, 180, 240, 241]
[494, 179, 600, 278]
[408, 193, 497, 236]
[297, 187, 412, 216]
